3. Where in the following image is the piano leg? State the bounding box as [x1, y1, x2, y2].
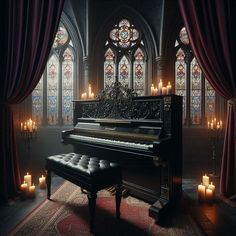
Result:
[149, 161, 170, 222]
[115, 183, 122, 219]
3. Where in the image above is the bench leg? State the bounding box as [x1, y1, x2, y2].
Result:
[46, 169, 51, 199]
[115, 183, 121, 219]
[87, 191, 97, 233]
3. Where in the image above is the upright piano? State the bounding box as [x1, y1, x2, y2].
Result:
[62, 82, 182, 221]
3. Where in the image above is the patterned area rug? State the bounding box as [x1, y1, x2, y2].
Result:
[9, 181, 204, 236]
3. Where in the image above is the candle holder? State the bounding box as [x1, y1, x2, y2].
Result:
[20, 118, 38, 151]
[207, 118, 223, 178]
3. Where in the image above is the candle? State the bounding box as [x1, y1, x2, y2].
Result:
[202, 174, 209, 187]
[166, 82, 172, 94]
[198, 183, 205, 202]
[210, 122, 213, 130]
[220, 120, 223, 129]
[151, 84, 155, 95]
[81, 92, 87, 99]
[158, 79, 163, 94]
[90, 92, 94, 99]
[205, 188, 213, 203]
[207, 121, 210, 129]
[162, 87, 167, 95]
[208, 181, 215, 198]
[216, 122, 220, 129]
[29, 184, 36, 197]
[154, 88, 158, 96]
[88, 84, 92, 97]
[39, 175, 46, 189]
[24, 172, 32, 187]
[21, 181, 28, 192]
[21, 122, 23, 131]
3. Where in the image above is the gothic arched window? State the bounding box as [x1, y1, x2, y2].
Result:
[32, 22, 76, 125]
[104, 18, 146, 96]
[175, 27, 215, 125]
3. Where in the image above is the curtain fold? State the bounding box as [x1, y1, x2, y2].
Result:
[178, 0, 236, 199]
[0, 0, 64, 202]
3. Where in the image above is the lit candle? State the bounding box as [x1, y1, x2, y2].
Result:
[21, 122, 23, 131]
[24, 172, 32, 188]
[166, 82, 172, 94]
[205, 188, 213, 203]
[198, 183, 205, 202]
[154, 88, 158, 96]
[214, 117, 217, 126]
[202, 174, 209, 187]
[162, 87, 167, 95]
[29, 184, 36, 197]
[220, 120, 223, 129]
[207, 121, 210, 129]
[217, 122, 220, 129]
[210, 122, 214, 130]
[158, 79, 163, 94]
[90, 92, 95, 99]
[39, 175, 46, 189]
[151, 84, 155, 95]
[88, 84, 92, 97]
[21, 181, 28, 192]
[208, 181, 216, 198]
[81, 92, 87, 99]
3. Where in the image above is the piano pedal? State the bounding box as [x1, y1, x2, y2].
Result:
[106, 185, 129, 198]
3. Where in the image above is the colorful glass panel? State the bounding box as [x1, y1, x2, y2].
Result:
[110, 19, 139, 48]
[119, 56, 130, 86]
[190, 58, 201, 124]
[62, 48, 74, 125]
[53, 24, 68, 48]
[104, 48, 115, 87]
[32, 76, 43, 125]
[47, 54, 59, 125]
[133, 48, 145, 96]
[175, 49, 186, 122]
[205, 79, 215, 121]
[179, 27, 189, 45]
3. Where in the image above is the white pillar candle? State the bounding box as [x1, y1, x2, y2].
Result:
[205, 188, 213, 203]
[208, 181, 216, 198]
[88, 84, 92, 97]
[29, 184, 36, 198]
[162, 87, 167, 95]
[198, 183, 205, 202]
[158, 79, 163, 94]
[202, 174, 209, 187]
[24, 172, 32, 187]
[151, 84, 155, 95]
[39, 175, 46, 189]
[166, 82, 172, 94]
[21, 181, 28, 192]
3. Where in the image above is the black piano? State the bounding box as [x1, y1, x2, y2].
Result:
[62, 82, 182, 221]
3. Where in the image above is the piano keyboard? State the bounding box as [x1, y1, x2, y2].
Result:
[69, 134, 154, 150]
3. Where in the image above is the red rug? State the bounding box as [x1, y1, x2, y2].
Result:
[9, 181, 204, 236]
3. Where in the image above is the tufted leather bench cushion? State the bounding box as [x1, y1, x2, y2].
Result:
[46, 153, 122, 191]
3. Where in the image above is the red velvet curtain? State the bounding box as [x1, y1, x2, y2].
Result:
[178, 0, 236, 199]
[0, 0, 64, 202]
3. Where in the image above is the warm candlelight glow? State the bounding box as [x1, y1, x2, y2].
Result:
[207, 117, 223, 131]
[158, 79, 163, 94]
[198, 183, 205, 202]
[81, 92, 87, 99]
[21, 181, 28, 192]
[162, 87, 167, 95]
[29, 184, 36, 197]
[24, 172, 32, 188]
[151, 84, 155, 95]
[208, 181, 216, 198]
[205, 188, 213, 203]
[202, 174, 209, 187]
[39, 175, 46, 189]
[166, 82, 172, 94]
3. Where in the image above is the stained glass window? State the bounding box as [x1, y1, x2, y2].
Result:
[47, 55, 59, 125]
[32, 76, 43, 124]
[104, 48, 115, 87]
[109, 19, 139, 48]
[119, 56, 130, 87]
[105, 18, 147, 94]
[32, 20, 76, 126]
[190, 58, 201, 124]
[133, 48, 145, 96]
[53, 24, 69, 48]
[62, 48, 74, 125]
[205, 79, 215, 121]
[175, 27, 216, 125]
[175, 48, 186, 121]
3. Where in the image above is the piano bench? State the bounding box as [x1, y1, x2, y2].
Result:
[45, 152, 122, 233]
